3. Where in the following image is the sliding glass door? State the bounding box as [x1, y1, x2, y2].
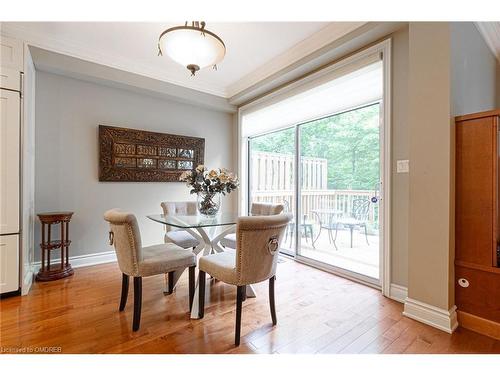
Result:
[297, 104, 381, 283]
[242, 43, 388, 288]
[248, 127, 296, 256]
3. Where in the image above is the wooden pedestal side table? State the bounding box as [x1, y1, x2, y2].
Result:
[36, 212, 74, 281]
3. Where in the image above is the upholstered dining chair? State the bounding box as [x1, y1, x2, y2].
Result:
[220, 202, 284, 249]
[160, 201, 200, 249]
[197, 214, 292, 345]
[160, 201, 200, 294]
[104, 209, 196, 331]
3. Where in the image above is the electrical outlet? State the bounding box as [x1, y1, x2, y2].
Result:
[396, 160, 409, 173]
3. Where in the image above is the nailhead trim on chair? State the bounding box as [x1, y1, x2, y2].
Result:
[236, 224, 286, 286]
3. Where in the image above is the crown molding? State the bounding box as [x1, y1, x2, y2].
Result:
[29, 46, 236, 113]
[1, 22, 370, 100]
[230, 22, 406, 106]
[0, 22, 229, 98]
[226, 22, 366, 98]
[475, 22, 500, 63]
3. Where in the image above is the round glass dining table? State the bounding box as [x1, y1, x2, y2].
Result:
[147, 212, 256, 319]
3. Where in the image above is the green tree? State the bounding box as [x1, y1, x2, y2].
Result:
[250, 104, 380, 190]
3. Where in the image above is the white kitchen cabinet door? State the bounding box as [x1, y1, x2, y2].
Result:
[0, 234, 19, 293]
[0, 89, 20, 235]
[0, 66, 21, 91]
[0, 35, 23, 71]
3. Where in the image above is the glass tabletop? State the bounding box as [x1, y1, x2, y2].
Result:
[147, 212, 239, 229]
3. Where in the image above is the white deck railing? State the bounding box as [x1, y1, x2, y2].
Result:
[252, 189, 379, 226]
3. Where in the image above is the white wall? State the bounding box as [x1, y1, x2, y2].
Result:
[35, 71, 235, 260]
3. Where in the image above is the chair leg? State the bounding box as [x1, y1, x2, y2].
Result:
[313, 226, 322, 246]
[269, 276, 277, 325]
[165, 271, 174, 295]
[133, 277, 142, 331]
[364, 224, 370, 245]
[235, 285, 245, 346]
[188, 266, 195, 312]
[198, 270, 206, 319]
[349, 225, 354, 248]
[309, 226, 315, 249]
[333, 223, 339, 250]
[119, 273, 129, 311]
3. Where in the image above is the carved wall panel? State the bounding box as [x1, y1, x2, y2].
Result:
[99, 125, 205, 182]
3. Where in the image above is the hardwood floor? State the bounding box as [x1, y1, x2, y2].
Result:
[1, 259, 499, 354]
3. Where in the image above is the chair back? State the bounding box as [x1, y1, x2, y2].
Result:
[251, 202, 284, 216]
[104, 209, 142, 276]
[160, 201, 197, 231]
[235, 214, 292, 285]
[351, 199, 370, 221]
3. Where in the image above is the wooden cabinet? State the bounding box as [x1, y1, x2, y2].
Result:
[455, 109, 500, 337]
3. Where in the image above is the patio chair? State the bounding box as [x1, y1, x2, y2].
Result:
[311, 210, 340, 250]
[334, 198, 371, 248]
[283, 200, 315, 248]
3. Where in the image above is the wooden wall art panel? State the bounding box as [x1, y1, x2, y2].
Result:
[99, 125, 205, 182]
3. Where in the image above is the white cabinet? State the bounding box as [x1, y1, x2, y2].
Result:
[0, 35, 23, 71]
[1, 34, 33, 296]
[0, 234, 19, 293]
[0, 89, 20, 235]
[0, 66, 21, 91]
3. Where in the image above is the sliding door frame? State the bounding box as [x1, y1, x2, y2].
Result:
[238, 38, 392, 297]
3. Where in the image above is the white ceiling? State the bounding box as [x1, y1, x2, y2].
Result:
[1, 22, 365, 98]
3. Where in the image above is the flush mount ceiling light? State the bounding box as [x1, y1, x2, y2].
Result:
[158, 21, 226, 76]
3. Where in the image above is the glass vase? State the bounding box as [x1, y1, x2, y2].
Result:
[197, 192, 221, 218]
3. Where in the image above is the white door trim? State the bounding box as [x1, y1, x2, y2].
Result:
[380, 38, 392, 298]
[238, 39, 392, 294]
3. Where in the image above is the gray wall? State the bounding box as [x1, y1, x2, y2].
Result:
[451, 22, 499, 116]
[407, 22, 454, 310]
[390, 26, 410, 287]
[389, 23, 500, 289]
[35, 71, 235, 261]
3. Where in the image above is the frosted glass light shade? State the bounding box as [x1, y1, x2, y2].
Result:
[159, 27, 226, 71]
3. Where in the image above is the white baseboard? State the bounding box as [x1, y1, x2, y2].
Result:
[21, 267, 34, 296]
[403, 297, 458, 333]
[389, 283, 408, 303]
[33, 250, 117, 273]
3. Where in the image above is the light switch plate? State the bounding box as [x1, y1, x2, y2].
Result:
[397, 159, 409, 173]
